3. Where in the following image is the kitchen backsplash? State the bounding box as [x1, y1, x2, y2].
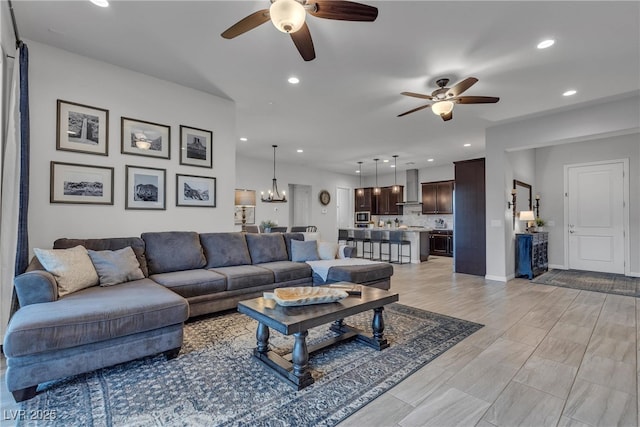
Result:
[376, 209, 454, 229]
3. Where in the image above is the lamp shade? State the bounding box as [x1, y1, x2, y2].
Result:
[270, 0, 306, 33]
[519, 210, 535, 221]
[431, 100, 454, 116]
[235, 189, 256, 207]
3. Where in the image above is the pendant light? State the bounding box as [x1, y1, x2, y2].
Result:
[392, 155, 400, 193]
[261, 145, 287, 203]
[356, 161, 364, 195]
[373, 158, 380, 195]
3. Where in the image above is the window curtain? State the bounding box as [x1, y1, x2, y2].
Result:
[1, 43, 29, 340]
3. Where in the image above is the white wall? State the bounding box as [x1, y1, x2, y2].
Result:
[535, 133, 639, 274]
[485, 94, 640, 281]
[27, 41, 236, 251]
[236, 155, 358, 242]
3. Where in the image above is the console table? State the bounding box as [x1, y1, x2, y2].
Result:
[515, 232, 549, 279]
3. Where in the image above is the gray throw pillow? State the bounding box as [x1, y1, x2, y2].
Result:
[87, 246, 145, 286]
[291, 239, 320, 262]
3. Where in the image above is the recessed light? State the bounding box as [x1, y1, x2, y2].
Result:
[563, 90, 577, 97]
[90, 0, 109, 7]
[240, 137, 248, 142]
[383, 159, 389, 163]
[427, 158, 434, 162]
[356, 170, 360, 173]
[537, 39, 555, 49]
[464, 143, 471, 147]
[297, 149, 303, 153]
[288, 77, 300, 84]
[390, 165, 396, 168]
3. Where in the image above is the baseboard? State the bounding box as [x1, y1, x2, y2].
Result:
[548, 264, 566, 270]
[485, 274, 509, 282]
[628, 271, 640, 278]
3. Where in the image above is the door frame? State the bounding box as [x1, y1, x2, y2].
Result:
[563, 158, 630, 275]
[336, 186, 353, 229]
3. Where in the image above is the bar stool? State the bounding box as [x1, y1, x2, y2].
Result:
[353, 229, 372, 258]
[369, 230, 390, 261]
[338, 229, 355, 247]
[388, 231, 411, 264]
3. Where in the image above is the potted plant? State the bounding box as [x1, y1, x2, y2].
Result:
[260, 219, 277, 233]
[535, 217, 546, 232]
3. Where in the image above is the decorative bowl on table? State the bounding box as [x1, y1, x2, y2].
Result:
[264, 287, 349, 307]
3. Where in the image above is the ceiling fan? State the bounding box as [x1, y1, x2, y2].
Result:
[220, 0, 378, 61]
[398, 77, 499, 121]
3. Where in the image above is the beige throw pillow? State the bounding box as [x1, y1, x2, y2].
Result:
[317, 241, 338, 260]
[33, 245, 99, 297]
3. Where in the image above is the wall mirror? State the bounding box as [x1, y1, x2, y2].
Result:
[513, 180, 532, 215]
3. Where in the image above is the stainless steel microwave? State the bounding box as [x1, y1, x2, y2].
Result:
[355, 211, 370, 224]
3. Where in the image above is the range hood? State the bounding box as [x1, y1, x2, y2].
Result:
[397, 169, 422, 205]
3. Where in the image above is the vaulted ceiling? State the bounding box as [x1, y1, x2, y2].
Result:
[11, 1, 640, 175]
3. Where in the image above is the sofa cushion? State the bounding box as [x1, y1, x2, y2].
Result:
[200, 232, 252, 268]
[283, 233, 305, 260]
[245, 233, 288, 264]
[54, 237, 149, 277]
[88, 247, 145, 286]
[3, 279, 188, 357]
[33, 246, 99, 297]
[209, 265, 274, 291]
[317, 241, 338, 260]
[150, 269, 227, 298]
[327, 263, 394, 284]
[256, 261, 312, 282]
[290, 239, 319, 262]
[142, 231, 206, 274]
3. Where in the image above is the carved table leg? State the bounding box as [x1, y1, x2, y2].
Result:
[371, 307, 389, 349]
[256, 322, 270, 354]
[291, 330, 313, 387]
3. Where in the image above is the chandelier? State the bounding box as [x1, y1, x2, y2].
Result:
[261, 145, 287, 203]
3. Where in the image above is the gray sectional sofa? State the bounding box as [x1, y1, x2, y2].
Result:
[3, 231, 393, 402]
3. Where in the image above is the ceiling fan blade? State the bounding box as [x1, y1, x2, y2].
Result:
[309, 0, 378, 21]
[221, 10, 270, 39]
[290, 22, 316, 61]
[397, 104, 431, 117]
[401, 91, 433, 100]
[446, 77, 478, 97]
[454, 96, 500, 104]
[441, 111, 453, 121]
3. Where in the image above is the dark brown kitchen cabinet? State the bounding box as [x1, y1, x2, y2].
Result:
[454, 158, 485, 276]
[354, 187, 373, 211]
[421, 180, 454, 214]
[375, 186, 404, 215]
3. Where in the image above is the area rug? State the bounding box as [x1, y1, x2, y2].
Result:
[532, 269, 640, 297]
[18, 303, 482, 427]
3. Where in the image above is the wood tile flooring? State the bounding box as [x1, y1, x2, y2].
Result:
[1, 256, 637, 426]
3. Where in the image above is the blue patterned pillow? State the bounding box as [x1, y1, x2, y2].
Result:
[291, 239, 320, 262]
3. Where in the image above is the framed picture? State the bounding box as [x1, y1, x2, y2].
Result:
[176, 174, 216, 207]
[121, 117, 171, 159]
[56, 100, 109, 156]
[180, 125, 213, 168]
[234, 206, 255, 225]
[50, 161, 114, 205]
[125, 165, 166, 210]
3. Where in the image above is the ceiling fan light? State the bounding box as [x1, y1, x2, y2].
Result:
[432, 101, 454, 116]
[270, 0, 306, 33]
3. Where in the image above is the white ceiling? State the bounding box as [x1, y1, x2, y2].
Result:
[11, 1, 640, 176]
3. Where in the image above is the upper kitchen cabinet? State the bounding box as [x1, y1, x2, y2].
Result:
[355, 187, 373, 211]
[375, 186, 404, 215]
[421, 180, 454, 214]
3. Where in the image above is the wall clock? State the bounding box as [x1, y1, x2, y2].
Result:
[319, 190, 331, 206]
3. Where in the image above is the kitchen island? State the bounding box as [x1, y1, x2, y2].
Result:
[343, 228, 430, 263]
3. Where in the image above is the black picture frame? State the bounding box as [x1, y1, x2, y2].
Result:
[179, 125, 213, 168]
[176, 174, 216, 207]
[125, 165, 166, 210]
[121, 117, 171, 159]
[56, 100, 109, 156]
[50, 161, 114, 205]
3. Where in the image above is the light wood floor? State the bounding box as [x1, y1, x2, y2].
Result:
[1, 257, 637, 426]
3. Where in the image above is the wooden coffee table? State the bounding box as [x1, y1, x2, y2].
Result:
[237, 284, 399, 390]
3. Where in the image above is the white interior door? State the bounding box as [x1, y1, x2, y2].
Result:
[336, 187, 352, 228]
[567, 161, 625, 273]
[291, 184, 311, 226]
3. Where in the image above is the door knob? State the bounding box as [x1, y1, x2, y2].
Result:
[569, 230, 575, 233]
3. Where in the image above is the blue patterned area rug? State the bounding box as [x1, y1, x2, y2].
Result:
[533, 269, 640, 297]
[19, 303, 482, 427]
